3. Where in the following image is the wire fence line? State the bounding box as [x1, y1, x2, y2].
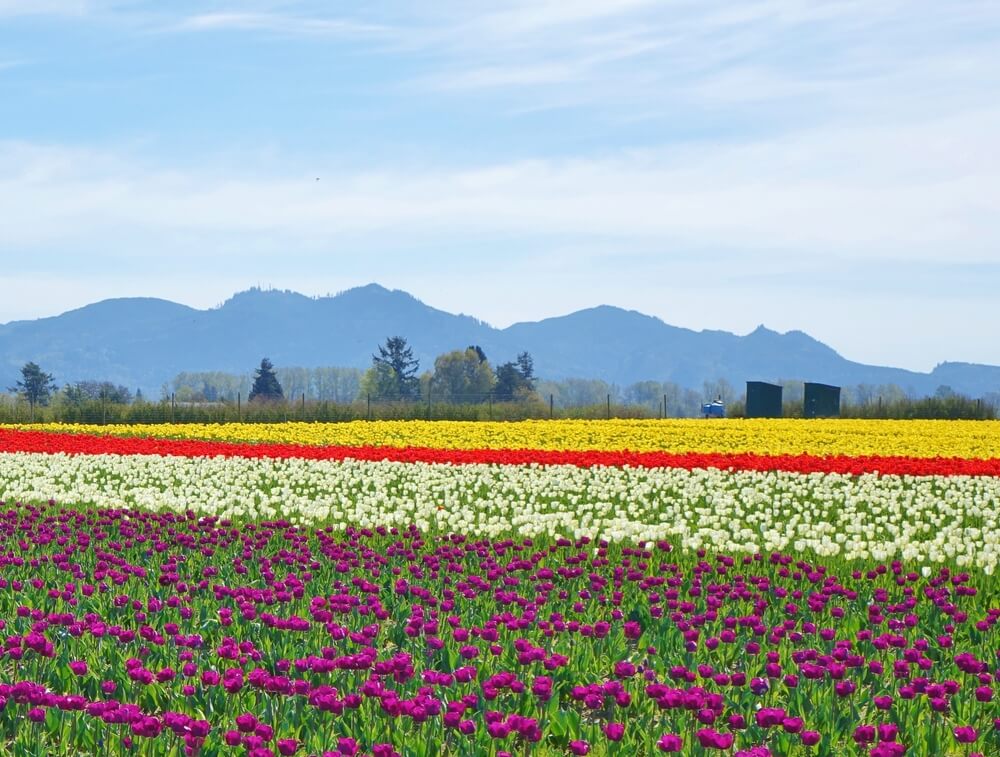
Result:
[1, 388, 995, 425]
[0, 390, 690, 425]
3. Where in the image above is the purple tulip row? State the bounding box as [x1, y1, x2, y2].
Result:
[0, 502, 997, 756]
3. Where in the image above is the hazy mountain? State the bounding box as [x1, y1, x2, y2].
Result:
[0, 284, 996, 398]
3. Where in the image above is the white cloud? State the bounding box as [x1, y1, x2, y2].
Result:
[174, 12, 389, 38]
[404, 0, 1000, 128]
[2, 106, 998, 260]
[416, 62, 584, 90]
[467, 0, 661, 36]
[32, 1, 993, 122]
[0, 0, 96, 17]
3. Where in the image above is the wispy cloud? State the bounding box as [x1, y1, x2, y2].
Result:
[416, 63, 584, 91]
[0, 0, 92, 17]
[3, 103, 998, 260]
[65, 1, 996, 121]
[405, 0, 1000, 121]
[174, 11, 389, 38]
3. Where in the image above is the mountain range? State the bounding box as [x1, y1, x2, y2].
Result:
[1, 284, 998, 398]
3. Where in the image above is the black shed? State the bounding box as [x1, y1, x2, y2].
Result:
[746, 381, 783, 418]
[804, 382, 841, 418]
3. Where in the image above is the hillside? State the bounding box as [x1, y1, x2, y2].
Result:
[0, 285, 995, 398]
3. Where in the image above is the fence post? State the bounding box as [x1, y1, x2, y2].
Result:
[607, 394, 611, 420]
[549, 394, 554, 419]
[663, 394, 667, 419]
[301, 392, 305, 417]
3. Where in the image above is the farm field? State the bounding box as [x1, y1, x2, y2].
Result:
[14, 419, 1000, 458]
[0, 421, 998, 756]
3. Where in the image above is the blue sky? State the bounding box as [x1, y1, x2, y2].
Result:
[1, 1, 998, 372]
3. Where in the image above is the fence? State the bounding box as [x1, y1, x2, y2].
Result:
[0, 390, 698, 425]
[1, 389, 995, 425]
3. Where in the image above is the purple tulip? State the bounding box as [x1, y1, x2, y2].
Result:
[782, 716, 804, 734]
[878, 723, 898, 742]
[756, 708, 785, 727]
[657, 733, 683, 752]
[870, 743, 907, 757]
[697, 729, 735, 749]
[853, 726, 876, 744]
[604, 722, 625, 741]
[954, 726, 978, 743]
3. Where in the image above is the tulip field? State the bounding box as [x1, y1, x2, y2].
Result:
[0, 420, 998, 757]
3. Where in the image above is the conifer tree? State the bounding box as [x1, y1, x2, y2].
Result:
[372, 337, 420, 399]
[11, 362, 56, 420]
[248, 358, 284, 401]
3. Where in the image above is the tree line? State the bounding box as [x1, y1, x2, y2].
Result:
[7, 362, 138, 420]
[235, 338, 537, 405]
[6, 344, 998, 421]
[357, 337, 536, 403]
[4, 337, 538, 410]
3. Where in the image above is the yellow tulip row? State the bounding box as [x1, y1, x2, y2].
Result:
[12, 419, 1000, 459]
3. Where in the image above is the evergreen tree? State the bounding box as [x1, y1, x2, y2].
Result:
[492, 351, 536, 401]
[372, 337, 420, 399]
[12, 362, 56, 414]
[492, 358, 526, 400]
[248, 358, 284, 401]
[515, 351, 535, 388]
[493, 362, 519, 402]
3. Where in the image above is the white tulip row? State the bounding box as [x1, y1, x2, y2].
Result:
[1, 451, 998, 570]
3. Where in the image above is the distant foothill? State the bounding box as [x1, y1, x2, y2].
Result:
[1, 285, 998, 421]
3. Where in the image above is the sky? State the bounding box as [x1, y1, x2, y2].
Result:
[1, 1, 998, 372]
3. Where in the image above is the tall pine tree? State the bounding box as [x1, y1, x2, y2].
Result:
[372, 336, 420, 399]
[493, 351, 536, 401]
[248, 358, 284, 401]
[11, 362, 56, 420]
[515, 352, 535, 388]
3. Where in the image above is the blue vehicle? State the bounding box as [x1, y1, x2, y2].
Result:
[701, 399, 725, 418]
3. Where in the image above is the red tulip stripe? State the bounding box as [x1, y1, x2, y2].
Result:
[2, 428, 999, 476]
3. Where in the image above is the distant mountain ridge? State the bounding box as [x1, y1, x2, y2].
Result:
[1, 284, 997, 398]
